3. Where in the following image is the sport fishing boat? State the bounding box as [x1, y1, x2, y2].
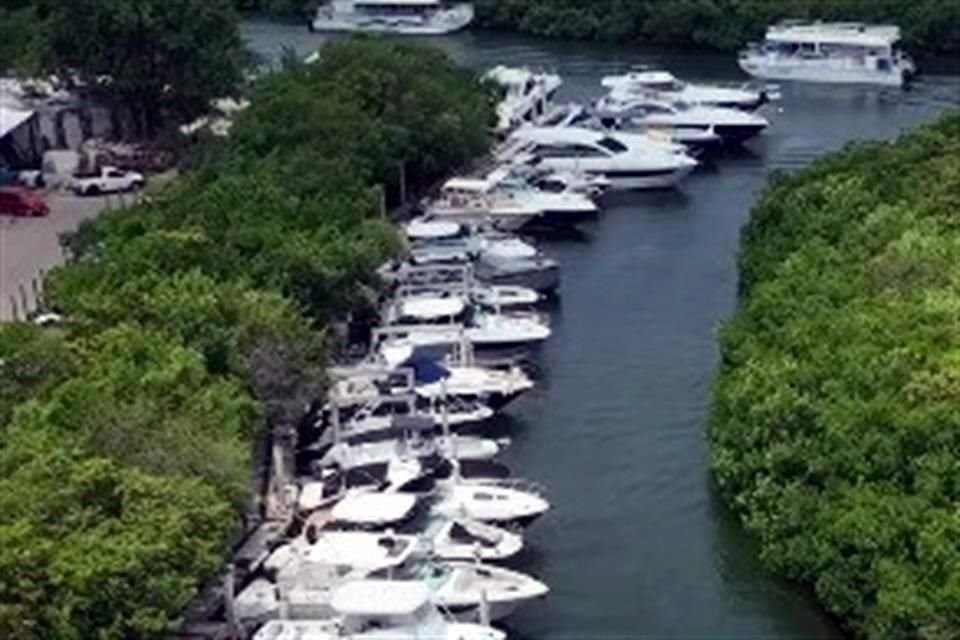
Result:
[310, 0, 474, 35]
[738, 21, 916, 87]
[600, 68, 770, 110]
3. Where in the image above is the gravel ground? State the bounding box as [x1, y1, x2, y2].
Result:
[0, 190, 138, 321]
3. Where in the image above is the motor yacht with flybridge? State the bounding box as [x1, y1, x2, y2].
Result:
[600, 69, 770, 110]
[592, 94, 770, 145]
[310, 0, 474, 35]
[738, 21, 916, 87]
[509, 126, 698, 190]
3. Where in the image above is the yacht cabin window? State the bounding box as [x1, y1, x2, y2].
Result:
[596, 137, 628, 153]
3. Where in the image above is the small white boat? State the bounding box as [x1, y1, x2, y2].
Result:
[738, 21, 916, 87]
[424, 177, 543, 231]
[484, 65, 563, 133]
[430, 473, 551, 527]
[310, 0, 474, 35]
[601, 69, 769, 110]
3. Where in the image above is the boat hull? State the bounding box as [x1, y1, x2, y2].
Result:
[593, 164, 696, 190]
[738, 57, 907, 87]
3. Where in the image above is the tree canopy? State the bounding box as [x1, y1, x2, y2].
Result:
[711, 110, 960, 638]
[0, 37, 492, 638]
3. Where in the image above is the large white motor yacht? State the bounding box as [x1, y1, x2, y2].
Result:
[252, 581, 504, 640]
[593, 94, 770, 145]
[601, 69, 769, 110]
[484, 65, 563, 133]
[738, 21, 916, 87]
[510, 126, 698, 190]
[310, 0, 474, 35]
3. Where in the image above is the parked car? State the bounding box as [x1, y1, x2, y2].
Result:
[0, 186, 49, 217]
[69, 166, 145, 196]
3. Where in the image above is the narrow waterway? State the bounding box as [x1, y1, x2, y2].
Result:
[245, 21, 960, 639]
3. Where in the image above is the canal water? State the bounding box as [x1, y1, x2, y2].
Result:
[244, 21, 960, 640]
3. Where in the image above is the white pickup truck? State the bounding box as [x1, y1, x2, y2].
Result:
[69, 166, 145, 196]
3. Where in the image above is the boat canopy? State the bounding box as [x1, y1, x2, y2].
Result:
[354, 0, 442, 6]
[442, 176, 492, 193]
[295, 531, 414, 569]
[398, 296, 466, 320]
[407, 357, 452, 384]
[766, 22, 902, 48]
[331, 492, 417, 524]
[332, 579, 431, 616]
[406, 218, 462, 240]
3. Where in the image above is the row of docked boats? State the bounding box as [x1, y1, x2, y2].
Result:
[256, 16, 922, 640]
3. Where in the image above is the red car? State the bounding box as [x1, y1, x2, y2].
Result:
[0, 186, 49, 217]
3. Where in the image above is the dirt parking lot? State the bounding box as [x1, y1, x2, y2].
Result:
[0, 190, 133, 321]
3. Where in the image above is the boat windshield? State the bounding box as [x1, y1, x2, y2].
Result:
[596, 137, 628, 153]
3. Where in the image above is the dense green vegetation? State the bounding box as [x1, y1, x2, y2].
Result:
[1, 0, 246, 136]
[711, 110, 960, 638]
[0, 37, 492, 639]
[473, 0, 960, 53]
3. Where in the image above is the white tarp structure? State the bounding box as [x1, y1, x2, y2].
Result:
[0, 105, 35, 140]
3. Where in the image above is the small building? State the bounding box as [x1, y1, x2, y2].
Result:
[0, 103, 41, 168]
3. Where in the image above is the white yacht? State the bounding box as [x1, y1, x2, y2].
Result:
[381, 293, 552, 353]
[317, 395, 494, 446]
[738, 21, 916, 87]
[510, 126, 698, 190]
[371, 560, 549, 621]
[332, 352, 535, 411]
[310, 0, 474, 35]
[252, 581, 504, 640]
[484, 65, 563, 133]
[593, 94, 770, 145]
[601, 69, 769, 110]
[318, 491, 525, 560]
[424, 172, 598, 229]
[428, 474, 551, 527]
[316, 415, 504, 470]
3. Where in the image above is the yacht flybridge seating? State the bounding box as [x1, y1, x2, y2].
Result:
[738, 21, 916, 87]
[310, 0, 474, 35]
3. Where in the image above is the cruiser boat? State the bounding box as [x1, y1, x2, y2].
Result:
[316, 395, 495, 446]
[370, 559, 549, 621]
[315, 415, 504, 470]
[510, 126, 698, 190]
[425, 172, 598, 229]
[310, 0, 474, 35]
[244, 527, 541, 623]
[252, 581, 504, 640]
[593, 94, 770, 145]
[428, 476, 551, 527]
[320, 491, 525, 560]
[738, 21, 916, 87]
[484, 65, 563, 133]
[381, 294, 552, 354]
[601, 69, 769, 110]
